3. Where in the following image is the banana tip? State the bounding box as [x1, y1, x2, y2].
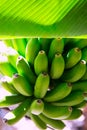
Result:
[68, 107, 72, 112]
[75, 47, 81, 52]
[80, 60, 86, 64]
[67, 82, 72, 87]
[37, 99, 42, 104]
[18, 56, 23, 60]
[13, 73, 19, 78]
[55, 53, 61, 57]
[3, 118, 8, 123]
[39, 50, 45, 54]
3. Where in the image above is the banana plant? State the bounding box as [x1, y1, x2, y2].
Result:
[0, 0, 87, 38]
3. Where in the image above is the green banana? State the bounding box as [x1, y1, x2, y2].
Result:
[65, 39, 87, 49]
[64, 108, 82, 120]
[34, 72, 50, 98]
[16, 56, 36, 84]
[30, 99, 44, 115]
[50, 53, 65, 79]
[30, 114, 47, 130]
[52, 91, 84, 106]
[43, 102, 72, 120]
[81, 67, 87, 80]
[81, 47, 87, 62]
[25, 38, 40, 66]
[72, 39, 87, 49]
[39, 113, 65, 130]
[72, 81, 87, 92]
[12, 74, 33, 96]
[44, 82, 72, 102]
[48, 38, 64, 63]
[34, 50, 48, 75]
[65, 47, 82, 69]
[38, 38, 52, 54]
[74, 101, 87, 109]
[61, 60, 86, 82]
[0, 76, 19, 94]
[25, 38, 30, 43]
[12, 38, 27, 57]
[6, 47, 19, 69]
[0, 54, 17, 77]
[0, 95, 26, 107]
[4, 98, 32, 125]
[3, 39, 13, 47]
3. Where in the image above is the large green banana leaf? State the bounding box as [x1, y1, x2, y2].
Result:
[0, 0, 87, 38]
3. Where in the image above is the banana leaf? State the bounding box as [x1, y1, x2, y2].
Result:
[0, 0, 87, 38]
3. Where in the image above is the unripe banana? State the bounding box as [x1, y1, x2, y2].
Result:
[48, 38, 64, 63]
[30, 99, 44, 115]
[61, 60, 86, 82]
[4, 98, 32, 125]
[84, 93, 87, 101]
[81, 47, 87, 62]
[65, 47, 82, 69]
[16, 56, 36, 85]
[12, 38, 27, 57]
[12, 74, 33, 96]
[50, 53, 65, 79]
[3, 40, 13, 47]
[30, 114, 47, 130]
[25, 38, 30, 43]
[72, 39, 87, 49]
[34, 50, 48, 75]
[34, 72, 50, 98]
[64, 108, 82, 120]
[0, 54, 17, 77]
[74, 101, 87, 109]
[72, 81, 87, 92]
[44, 82, 72, 102]
[25, 38, 40, 66]
[0, 95, 26, 107]
[38, 38, 52, 54]
[65, 39, 87, 49]
[39, 113, 65, 130]
[52, 91, 84, 106]
[0, 76, 19, 94]
[6, 47, 19, 69]
[81, 67, 87, 80]
[43, 102, 72, 120]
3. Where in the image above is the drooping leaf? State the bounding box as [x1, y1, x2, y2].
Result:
[0, 0, 87, 38]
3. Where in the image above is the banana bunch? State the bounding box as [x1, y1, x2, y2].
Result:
[0, 38, 87, 130]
